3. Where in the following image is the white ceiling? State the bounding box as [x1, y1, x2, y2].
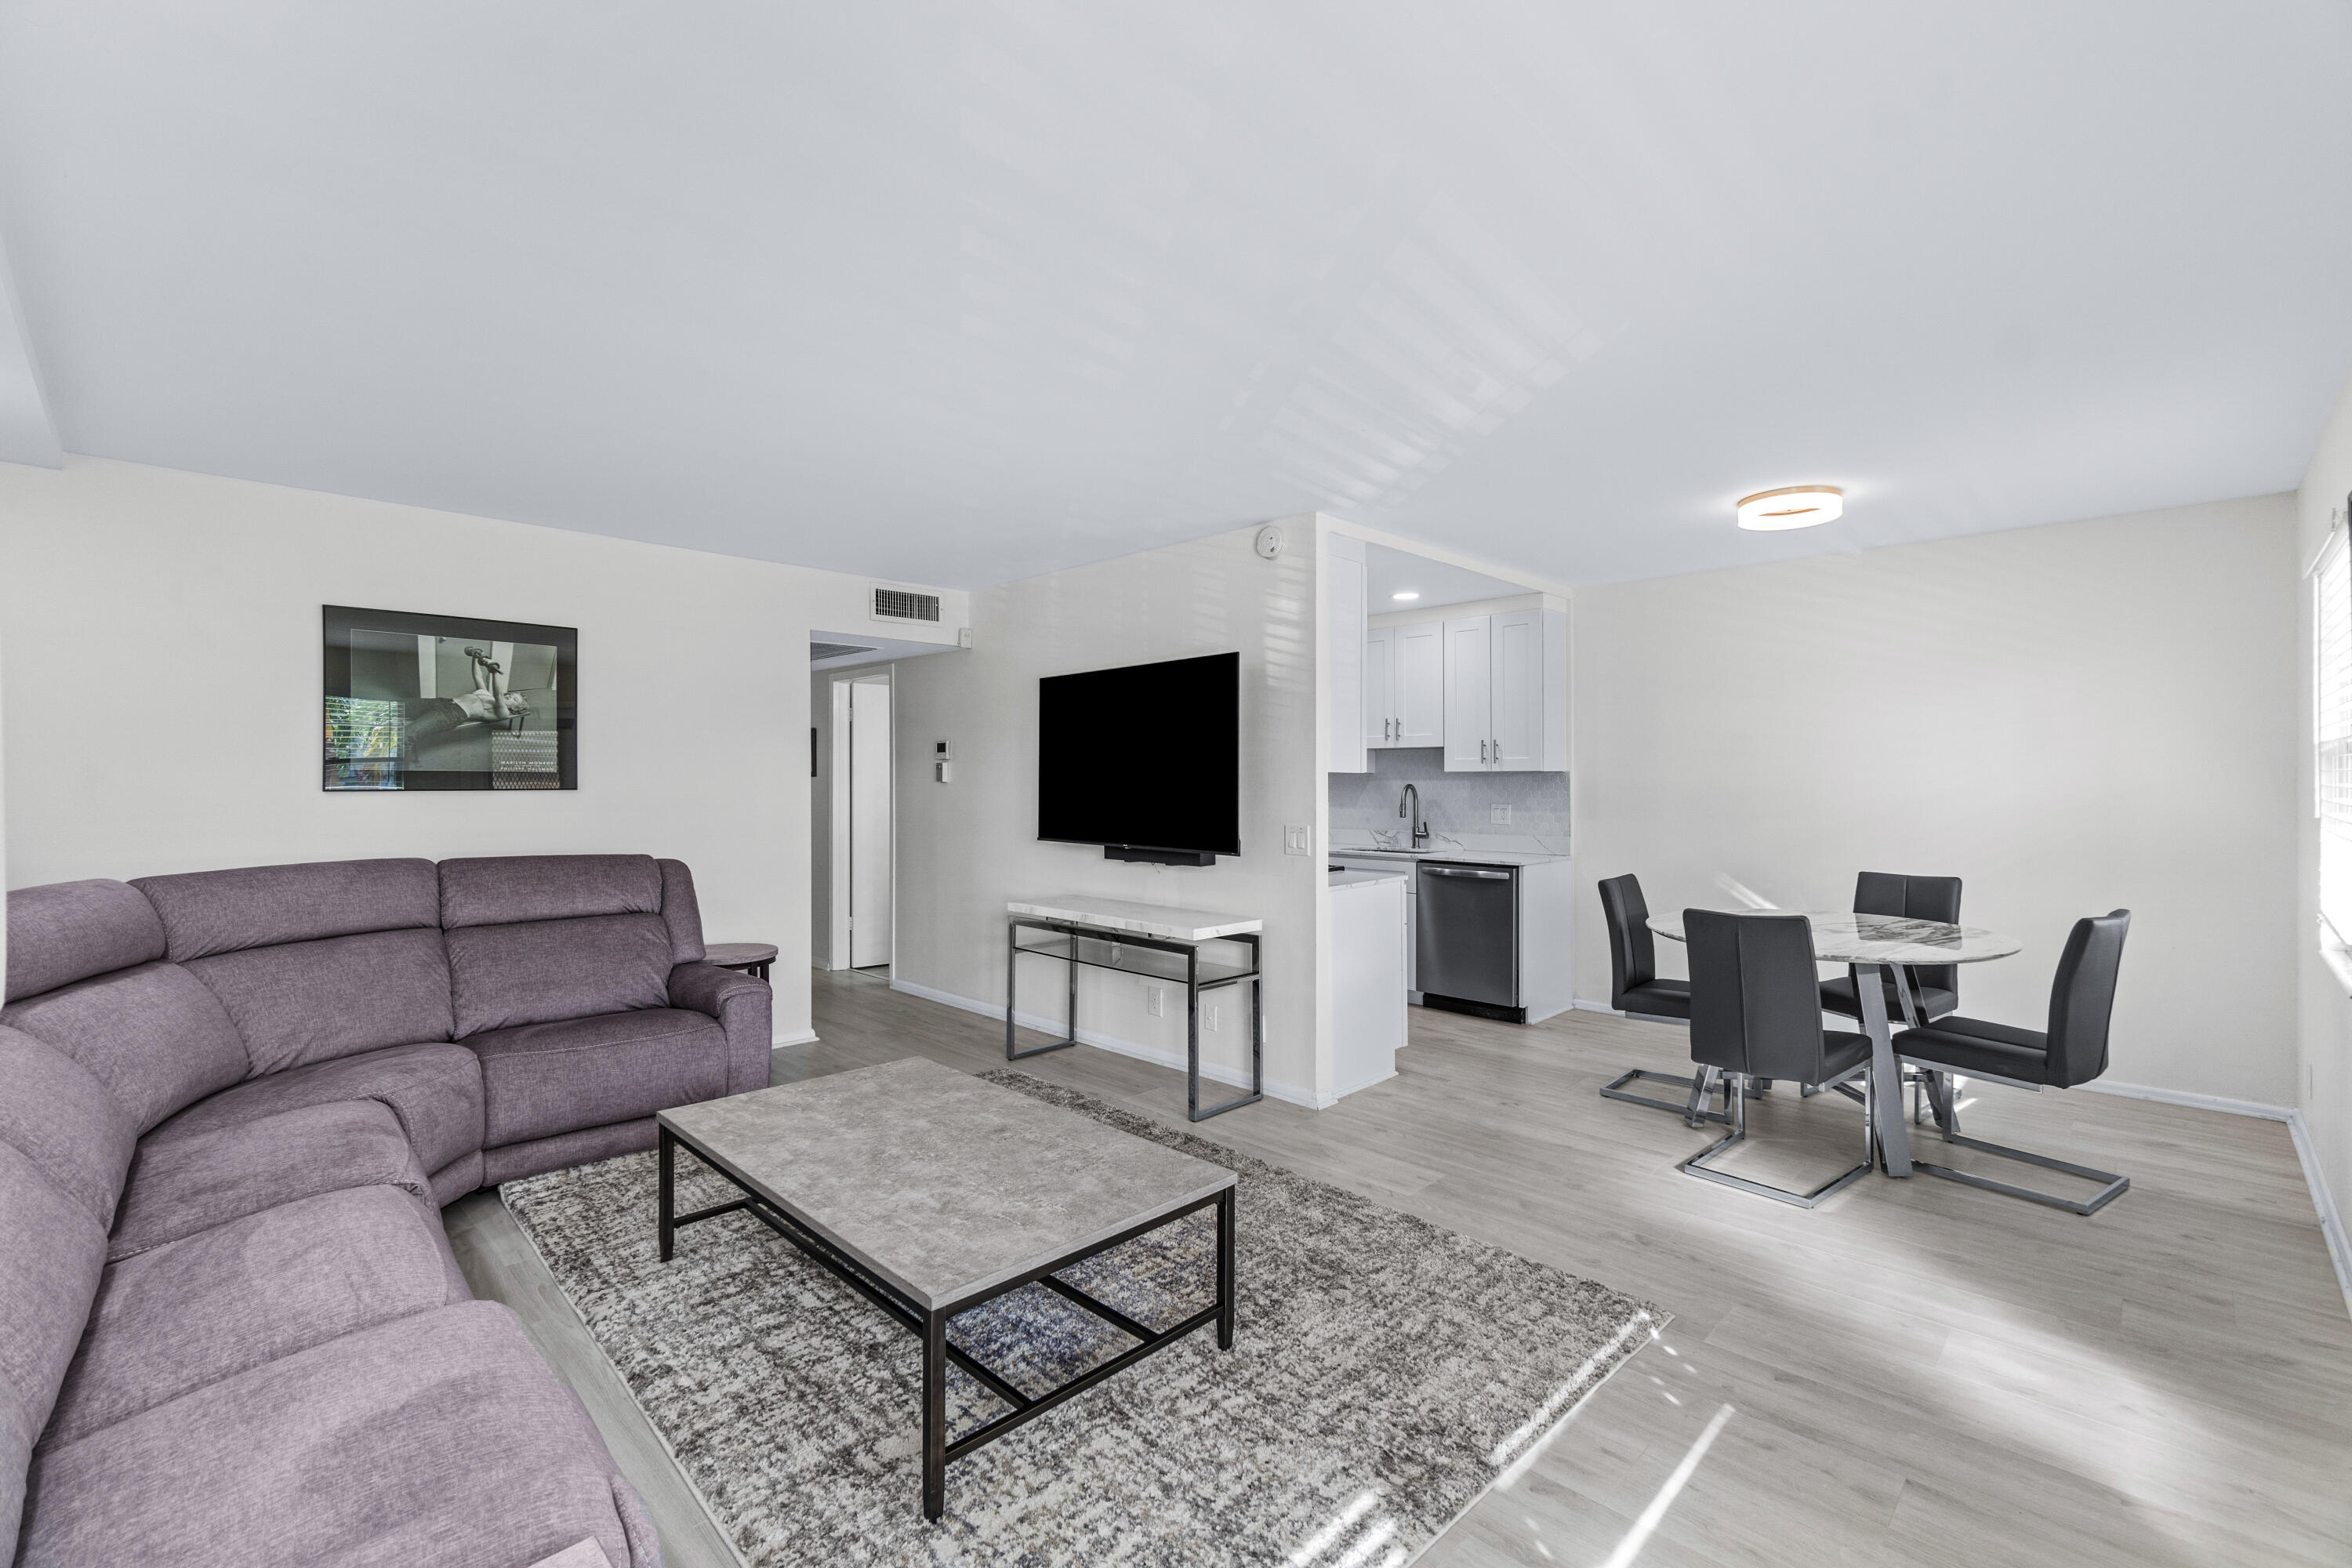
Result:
[1363, 542, 1527, 612]
[2, 3, 2348, 589]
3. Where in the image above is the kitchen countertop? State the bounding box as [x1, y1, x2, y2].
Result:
[1327, 847, 1569, 868]
[1327, 868, 1408, 888]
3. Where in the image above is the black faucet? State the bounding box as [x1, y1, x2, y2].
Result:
[1400, 783, 1429, 849]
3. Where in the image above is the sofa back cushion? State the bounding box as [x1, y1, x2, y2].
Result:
[125, 860, 456, 1074]
[0, 964, 250, 1134]
[656, 858, 706, 964]
[438, 855, 663, 930]
[132, 858, 441, 959]
[0, 1142, 108, 1549]
[446, 916, 673, 1036]
[0, 1025, 137, 1228]
[5, 880, 166, 1004]
[439, 857, 684, 1037]
[183, 931, 456, 1075]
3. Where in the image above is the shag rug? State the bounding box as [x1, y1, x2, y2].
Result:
[501, 1068, 1662, 1567]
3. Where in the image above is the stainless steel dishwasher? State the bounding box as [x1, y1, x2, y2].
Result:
[1414, 862, 1522, 1022]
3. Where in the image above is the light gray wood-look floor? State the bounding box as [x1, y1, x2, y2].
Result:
[448, 968, 2352, 1568]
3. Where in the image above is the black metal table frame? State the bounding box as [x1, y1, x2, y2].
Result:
[658, 1125, 1237, 1521]
[1004, 915, 1264, 1122]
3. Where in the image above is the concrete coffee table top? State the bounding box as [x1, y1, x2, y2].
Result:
[658, 1058, 1236, 1311]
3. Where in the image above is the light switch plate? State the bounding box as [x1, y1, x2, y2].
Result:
[1490, 804, 1512, 825]
[1283, 825, 1312, 855]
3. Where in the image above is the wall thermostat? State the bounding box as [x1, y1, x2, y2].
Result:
[934, 740, 952, 784]
[1254, 524, 1285, 560]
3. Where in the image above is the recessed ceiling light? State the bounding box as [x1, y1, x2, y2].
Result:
[1392, 590, 1420, 601]
[1736, 485, 1843, 531]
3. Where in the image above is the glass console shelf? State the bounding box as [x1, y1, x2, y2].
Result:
[1008, 931, 1258, 990]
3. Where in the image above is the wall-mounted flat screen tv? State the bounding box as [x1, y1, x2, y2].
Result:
[1037, 651, 1240, 864]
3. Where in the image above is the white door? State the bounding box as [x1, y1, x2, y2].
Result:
[1442, 615, 1493, 771]
[848, 678, 893, 967]
[1328, 543, 1368, 771]
[1490, 609, 1544, 771]
[1364, 625, 1396, 748]
[1393, 619, 1445, 747]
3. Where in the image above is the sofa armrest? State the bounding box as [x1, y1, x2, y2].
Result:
[668, 961, 771, 1095]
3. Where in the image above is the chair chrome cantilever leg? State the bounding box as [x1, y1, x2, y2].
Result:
[1601, 1065, 1730, 1127]
[1906, 1068, 2130, 1217]
[1677, 1071, 1874, 1209]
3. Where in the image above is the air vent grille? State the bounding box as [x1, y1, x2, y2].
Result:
[811, 641, 879, 662]
[871, 587, 941, 623]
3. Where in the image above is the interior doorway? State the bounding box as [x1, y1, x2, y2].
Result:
[819, 669, 895, 971]
[845, 674, 892, 968]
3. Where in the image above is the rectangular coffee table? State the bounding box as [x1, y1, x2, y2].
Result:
[656, 1057, 1238, 1520]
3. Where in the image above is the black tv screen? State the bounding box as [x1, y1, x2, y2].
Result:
[1038, 652, 1240, 858]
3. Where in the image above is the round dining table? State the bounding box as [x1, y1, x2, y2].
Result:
[1645, 909, 2020, 1178]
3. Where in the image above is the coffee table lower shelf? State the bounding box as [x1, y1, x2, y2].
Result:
[658, 1126, 1237, 1520]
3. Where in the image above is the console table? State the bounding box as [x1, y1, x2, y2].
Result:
[1005, 895, 1264, 1122]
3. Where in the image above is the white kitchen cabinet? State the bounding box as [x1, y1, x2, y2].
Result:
[1394, 620, 1443, 746]
[1367, 618, 1442, 749]
[1442, 608, 1568, 772]
[1363, 624, 1394, 750]
[1327, 534, 1368, 772]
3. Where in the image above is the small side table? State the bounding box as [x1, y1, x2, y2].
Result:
[705, 942, 779, 982]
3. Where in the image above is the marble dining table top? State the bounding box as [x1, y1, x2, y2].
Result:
[1646, 909, 2021, 966]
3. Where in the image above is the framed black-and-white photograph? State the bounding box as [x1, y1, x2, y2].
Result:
[322, 605, 576, 791]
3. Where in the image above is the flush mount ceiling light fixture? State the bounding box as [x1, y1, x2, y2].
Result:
[1736, 485, 1843, 531]
[1392, 590, 1420, 601]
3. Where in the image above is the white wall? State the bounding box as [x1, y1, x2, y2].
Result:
[2297, 365, 2352, 1266]
[0, 456, 965, 1044]
[1573, 495, 2299, 1105]
[889, 521, 1327, 1105]
[808, 670, 837, 970]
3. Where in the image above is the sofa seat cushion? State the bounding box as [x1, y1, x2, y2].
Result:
[43, 1185, 470, 1450]
[149, 1042, 486, 1178]
[111, 1102, 426, 1261]
[18, 1301, 655, 1568]
[466, 1007, 728, 1146]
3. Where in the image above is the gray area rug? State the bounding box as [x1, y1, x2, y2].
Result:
[502, 1067, 1664, 1567]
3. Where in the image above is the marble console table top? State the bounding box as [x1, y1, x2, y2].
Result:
[1007, 895, 1262, 942]
[659, 1058, 1233, 1311]
[1646, 909, 2020, 966]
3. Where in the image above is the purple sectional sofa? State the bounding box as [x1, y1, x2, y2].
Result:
[0, 854, 774, 1567]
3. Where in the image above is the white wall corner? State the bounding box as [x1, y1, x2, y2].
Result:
[771, 1029, 818, 1047]
[2288, 1108, 2352, 1321]
[0, 229, 63, 468]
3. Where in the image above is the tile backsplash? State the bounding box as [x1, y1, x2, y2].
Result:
[1328, 748, 1570, 853]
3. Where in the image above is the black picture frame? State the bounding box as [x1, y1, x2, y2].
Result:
[321, 604, 578, 791]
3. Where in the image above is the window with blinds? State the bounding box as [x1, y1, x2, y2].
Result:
[2318, 528, 2352, 941]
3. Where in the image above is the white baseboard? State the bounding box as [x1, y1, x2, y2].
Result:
[771, 1029, 818, 1048]
[887, 978, 1334, 1110]
[2075, 1080, 2349, 1317]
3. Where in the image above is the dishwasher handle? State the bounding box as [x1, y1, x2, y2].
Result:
[1422, 866, 1511, 880]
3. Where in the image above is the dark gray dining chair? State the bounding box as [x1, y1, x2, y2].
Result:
[1820, 871, 1963, 1026]
[1679, 909, 1876, 1207]
[1892, 909, 2132, 1215]
[1595, 874, 1727, 1127]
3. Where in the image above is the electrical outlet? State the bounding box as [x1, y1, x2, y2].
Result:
[1490, 804, 1512, 825]
[1206, 1003, 1221, 1033]
[1145, 985, 1163, 1018]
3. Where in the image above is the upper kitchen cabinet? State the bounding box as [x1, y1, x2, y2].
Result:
[1443, 608, 1567, 771]
[1328, 533, 1368, 772]
[1367, 619, 1442, 749]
